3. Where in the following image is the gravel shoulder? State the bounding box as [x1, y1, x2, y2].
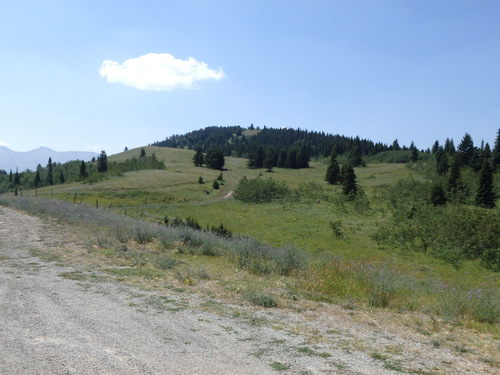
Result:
[0, 206, 497, 374]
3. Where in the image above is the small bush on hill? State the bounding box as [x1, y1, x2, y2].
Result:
[234, 176, 289, 203]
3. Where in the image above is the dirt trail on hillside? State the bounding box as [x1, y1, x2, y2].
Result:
[0, 206, 497, 374]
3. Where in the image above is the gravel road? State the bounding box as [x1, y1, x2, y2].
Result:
[0, 206, 497, 374]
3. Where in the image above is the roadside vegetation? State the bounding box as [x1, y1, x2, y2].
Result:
[1, 128, 499, 342]
[1, 127, 499, 335]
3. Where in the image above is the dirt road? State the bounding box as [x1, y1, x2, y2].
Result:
[0, 206, 496, 374]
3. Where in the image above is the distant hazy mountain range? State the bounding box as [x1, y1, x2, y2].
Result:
[0, 146, 98, 172]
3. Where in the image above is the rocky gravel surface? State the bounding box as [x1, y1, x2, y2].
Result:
[0, 205, 497, 374]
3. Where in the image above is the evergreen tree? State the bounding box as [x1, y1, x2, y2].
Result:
[410, 147, 419, 163]
[295, 143, 310, 168]
[476, 159, 495, 208]
[79, 160, 88, 179]
[493, 128, 500, 170]
[342, 164, 357, 199]
[325, 151, 341, 185]
[392, 139, 401, 151]
[447, 155, 461, 193]
[140, 148, 146, 157]
[46, 157, 53, 186]
[97, 150, 108, 173]
[277, 148, 287, 168]
[193, 147, 204, 167]
[435, 147, 449, 175]
[212, 179, 220, 189]
[284, 147, 297, 169]
[34, 170, 41, 188]
[430, 183, 447, 206]
[58, 170, 65, 184]
[431, 141, 440, 154]
[444, 138, 455, 155]
[205, 148, 225, 170]
[248, 144, 265, 168]
[348, 145, 363, 167]
[263, 147, 276, 172]
[9, 170, 12, 183]
[14, 169, 20, 186]
[457, 133, 475, 166]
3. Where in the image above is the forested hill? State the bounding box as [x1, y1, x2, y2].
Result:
[151, 125, 397, 160]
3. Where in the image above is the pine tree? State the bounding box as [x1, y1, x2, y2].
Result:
[342, 164, 357, 199]
[348, 145, 363, 167]
[493, 128, 500, 170]
[263, 147, 276, 172]
[58, 170, 65, 184]
[205, 148, 225, 170]
[476, 159, 495, 208]
[14, 169, 20, 186]
[447, 155, 461, 193]
[410, 147, 419, 163]
[444, 138, 455, 155]
[435, 147, 449, 175]
[34, 170, 41, 188]
[97, 150, 108, 173]
[431, 141, 440, 154]
[193, 147, 204, 167]
[457, 133, 475, 166]
[46, 157, 53, 186]
[430, 183, 447, 206]
[325, 151, 341, 185]
[79, 161, 88, 179]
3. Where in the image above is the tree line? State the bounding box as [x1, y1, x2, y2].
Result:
[0, 148, 165, 194]
[152, 125, 413, 169]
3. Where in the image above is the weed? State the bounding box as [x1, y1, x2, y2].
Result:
[244, 292, 278, 308]
[371, 352, 388, 361]
[269, 362, 290, 371]
[383, 361, 404, 372]
[154, 256, 179, 270]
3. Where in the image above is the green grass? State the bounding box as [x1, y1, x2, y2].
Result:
[4, 146, 500, 331]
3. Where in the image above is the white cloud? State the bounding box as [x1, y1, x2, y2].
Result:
[99, 53, 225, 91]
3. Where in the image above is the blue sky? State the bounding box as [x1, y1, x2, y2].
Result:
[1, 1, 499, 155]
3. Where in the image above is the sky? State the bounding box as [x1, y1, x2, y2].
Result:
[1, 1, 499, 155]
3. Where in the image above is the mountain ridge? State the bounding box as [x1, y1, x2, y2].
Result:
[0, 146, 98, 172]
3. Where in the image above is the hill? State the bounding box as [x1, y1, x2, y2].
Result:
[0, 146, 98, 172]
[151, 125, 400, 162]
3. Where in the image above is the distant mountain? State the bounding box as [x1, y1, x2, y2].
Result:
[0, 146, 98, 172]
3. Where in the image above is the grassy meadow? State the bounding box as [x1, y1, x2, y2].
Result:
[3, 146, 500, 335]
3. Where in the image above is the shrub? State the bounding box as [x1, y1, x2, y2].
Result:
[234, 176, 289, 203]
[272, 245, 308, 276]
[244, 292, 278, 308]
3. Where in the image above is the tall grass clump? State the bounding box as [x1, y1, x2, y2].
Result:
[301, 255, 422, 309]
[436, 283, 500, 324]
